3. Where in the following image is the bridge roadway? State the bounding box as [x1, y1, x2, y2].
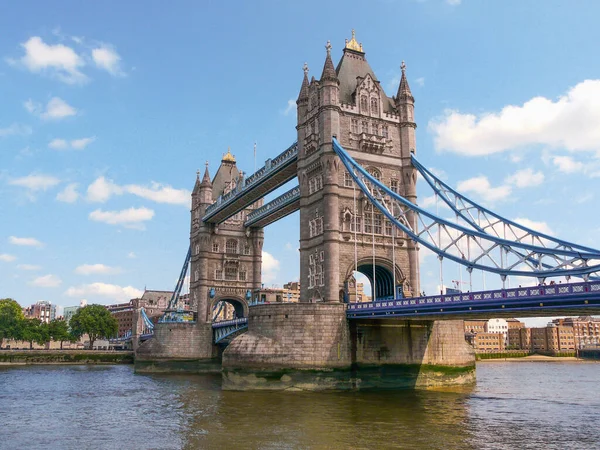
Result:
[203, 142, 298, 224]
[347, 280, 600, 320]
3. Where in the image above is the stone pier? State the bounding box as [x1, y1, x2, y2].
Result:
[222, 303, 475, 390]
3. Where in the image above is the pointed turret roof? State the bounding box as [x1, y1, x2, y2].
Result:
[397, 61, 414, 103]
[192, 169, 202, 194]
[297, 63, 310, 101]
[335, 30, 395, 112]
[320, 41, 338, 83]
[201, 161, 211, 185]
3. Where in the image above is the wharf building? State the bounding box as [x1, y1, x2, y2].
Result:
[23, 300, 56, 324]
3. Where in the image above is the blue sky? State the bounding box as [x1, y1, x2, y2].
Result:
[1, 1, 600, 327]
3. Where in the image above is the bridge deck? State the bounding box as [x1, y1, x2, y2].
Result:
[244, 185, 300, 228]
[203, 143, 298, 224]
[347, 281, 600, 320]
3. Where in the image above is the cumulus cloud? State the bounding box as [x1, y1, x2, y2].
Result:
[65, 282, 143, 302]
[552, 155, 585, 174]
[49, 136, 95, 150]
[25, 97, 77, 120]
[281, 99, 296, 116]
[17, 264, 41, 271]
[127, 252, 136, 259]
[262, 251, 280, 283]
[415, 77, 425, 87]
[56, 183, 79, 203]
[504, 168, 544, 188]
[31, 274, 62, 288]
[91, 45, 123, 76]
[447, 0, 462, 5]
[0, 123, 32, 138]
[513, 218, 554, 236]
[12, 36, 87, 84]
[456, 176, 512, 203]
[86, 176, 190, 205]
[75, 263, 121, 275]
[89, 207, 155, 229]
[0, 254, 16, 262]
[8, 173, 61, 192]
[429, 79, 600, 156]
[9, 236, 44, 247]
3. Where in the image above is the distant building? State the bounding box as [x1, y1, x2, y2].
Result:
[465, 318, 524, 351]
[106, 302, 135, 339]
[471, 332, 505, 352]
[530, 324, 575, 353]
[464, 320, 487, 334]
[23, 300, 56, 323]
[486, 318, 509, 344]
[63, 306, 79, 324]
[508, 327, 531, 350]
[553, 316, 600, 348]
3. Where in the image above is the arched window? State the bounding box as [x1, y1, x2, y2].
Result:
[225, 266, 238, 281]
[226, 239, 238, 254]
[195, 244, 200, 255]
[243, 244, 251, 255]
[360, 95, 368, 112]
[382, 125, 389, 138]
[371, 98, 379, 115]
[212, 241, 219, 252]
[194, 270, 199, 282]
[367, 167, 381, 181]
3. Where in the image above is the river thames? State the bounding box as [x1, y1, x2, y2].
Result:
[0, 361, 598, 449]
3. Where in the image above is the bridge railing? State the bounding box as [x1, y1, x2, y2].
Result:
[204, 142, 298, 218]
[347, 281, 600, 312]
[245, 185, 300, 224]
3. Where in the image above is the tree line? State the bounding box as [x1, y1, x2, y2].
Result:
[0, 299, 118, 350]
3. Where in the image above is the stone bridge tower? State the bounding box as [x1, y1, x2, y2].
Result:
[296, 31, 420, 304]
[190, 151, 264, 325]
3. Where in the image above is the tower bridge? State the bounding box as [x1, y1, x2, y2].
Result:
[135, 32, 600, 390]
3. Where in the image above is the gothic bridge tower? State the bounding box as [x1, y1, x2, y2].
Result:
[296, 31, 420, 304]
[189, 150, 264, 327]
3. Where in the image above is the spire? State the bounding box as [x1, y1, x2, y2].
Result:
[193, 168, 202, 193]
[320, 41, 338, 83]
[201, 161, 211, 185]
[397, 61, 414, 103]
[297, 63, 309, 101]
[344, 29, 364, 53]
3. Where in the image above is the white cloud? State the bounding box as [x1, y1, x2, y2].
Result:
[49, 136, 95, 150]
[0, 123, 32, 138]
[456, 176, 512, 203]
[127, 252, 136, 259]
[86, 176, 189, 205]
[504, 168, 544, 188]
[9, 236, 44, 248]
[552, 155, 584, 174]
[25, 97, 77, 120]
[446, 0, 462, 5]
[429, 79, 600, 156]
[17, 264, 41, 271]
[415, 77, 425, 87]
[86, 176, 123, 202]
[89, 207, 155, 229]
[8, 173, 61, 191]
[75, 263, 121, 275]
[513, 218, 554, 236]
[0, 254, 16, 262]
[281, 99, 295, 116]
[92, 45, 123, 76]
[124, 183, 190, 206]
[56, 183, 79, 203]
[65, 282, 143, 301]
[31, 274, 62, 288]
[262, 251, 280, 283]
[419, 195, 450, 209]
[14, 36, 87, 84]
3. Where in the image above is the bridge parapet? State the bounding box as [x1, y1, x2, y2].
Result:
[204, 142, 298, 221]
[245, 186, 300, 227]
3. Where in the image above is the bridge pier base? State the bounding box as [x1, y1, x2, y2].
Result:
[222, 304, 475, 390]
[134, 322, 221, 374]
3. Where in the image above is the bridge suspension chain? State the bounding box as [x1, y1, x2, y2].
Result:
[332, 138, 600, 280]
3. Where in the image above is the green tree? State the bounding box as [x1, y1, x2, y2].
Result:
[70, 304, 118, 349]
[49, 318, 76, 349]
[0, 298, 24, 348]
[20, 318, 47, 349]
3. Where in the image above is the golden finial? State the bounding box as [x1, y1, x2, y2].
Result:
[222, 147, 236, 163]
[344, 29, 363, 52]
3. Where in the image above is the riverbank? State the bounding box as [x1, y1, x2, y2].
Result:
[478, 354, 597, 362]
[0, 350, 134, 365]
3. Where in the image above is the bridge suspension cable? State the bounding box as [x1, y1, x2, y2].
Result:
[332, 138, 600, 280]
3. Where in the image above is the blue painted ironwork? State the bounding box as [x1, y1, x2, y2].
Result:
[332, 138, 600, 279]
[244, 185, 300, 227]
[160, 246, 194, 323]
[212, 318, 248, 343]
[203, 142, 298, 222]
[347, 280, 600, 319]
